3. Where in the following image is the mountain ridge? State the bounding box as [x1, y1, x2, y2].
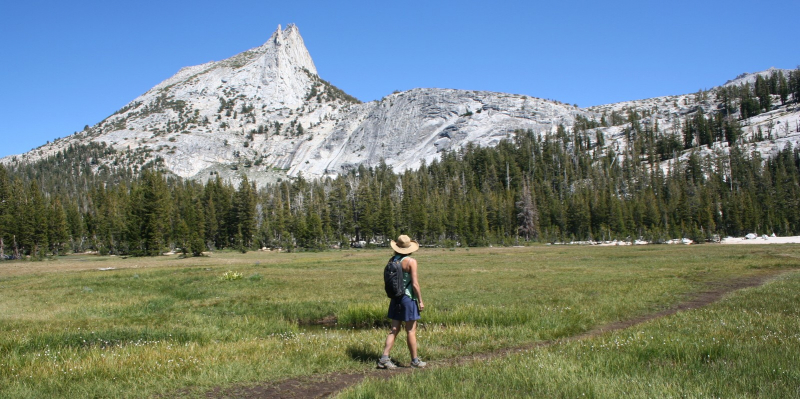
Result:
[3, 25, 799, 187]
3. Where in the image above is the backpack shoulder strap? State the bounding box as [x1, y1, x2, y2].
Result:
[398, 255, 412, 291]
[390, 254, 407, 265]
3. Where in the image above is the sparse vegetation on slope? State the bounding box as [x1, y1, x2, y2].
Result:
[1, 117, 799, 258]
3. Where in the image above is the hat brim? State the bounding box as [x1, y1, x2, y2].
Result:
[390, 240, 419, 254]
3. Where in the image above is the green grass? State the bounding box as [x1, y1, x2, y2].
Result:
[339, 270, 800, 398]
[0, 245, 798, 398]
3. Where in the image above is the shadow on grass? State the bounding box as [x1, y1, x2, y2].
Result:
[346, 346, 382, 364]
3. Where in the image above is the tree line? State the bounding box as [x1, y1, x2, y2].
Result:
[2, 133, 798, 258]
[1, 69, 799, 258]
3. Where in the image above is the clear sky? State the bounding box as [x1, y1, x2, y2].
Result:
[1, 0, 797, 159]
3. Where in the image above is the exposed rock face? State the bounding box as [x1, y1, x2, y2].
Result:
[3, 25, 587, 185]
[3, 25, 799, 185]
[295, 88, 585, 177]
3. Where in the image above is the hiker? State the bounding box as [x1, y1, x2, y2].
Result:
[377, 234, 427, 369]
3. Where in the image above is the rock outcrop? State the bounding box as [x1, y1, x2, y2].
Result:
[3, 25, 587, 185]
[3, 25, 798, 186]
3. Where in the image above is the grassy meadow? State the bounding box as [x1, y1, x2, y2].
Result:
[1, 244, 799, 398]
[341, 265, 800, 398]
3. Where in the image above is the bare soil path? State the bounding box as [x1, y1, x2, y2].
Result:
[198, 270, 792, 399]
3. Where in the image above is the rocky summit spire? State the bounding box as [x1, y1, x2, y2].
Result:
[261, 23, 317, 76]
[0, 22, 597, 185]
[15, 26, 795, 191]
[136, 23, 319, 112]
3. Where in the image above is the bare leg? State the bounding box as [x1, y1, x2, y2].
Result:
[405, 320, 418, 359]
[382, 319, 402, 357]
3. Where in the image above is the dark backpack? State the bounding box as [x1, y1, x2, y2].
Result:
[384, 255, 410, 298]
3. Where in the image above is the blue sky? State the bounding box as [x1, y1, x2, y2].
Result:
[1, 0, 798, 159]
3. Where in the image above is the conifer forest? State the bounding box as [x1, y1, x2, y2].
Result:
[1, 70, 799, 258]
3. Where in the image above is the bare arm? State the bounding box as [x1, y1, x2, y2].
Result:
[407, 257, 424, 311]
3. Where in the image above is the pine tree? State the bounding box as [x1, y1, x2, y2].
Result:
[682, 120, 695, 149]
[791, 68, 800, 104]
[128, 170, 169, 256]
[189, 197, 207, 256]
[376, 194, 396, 242]
[566, 192, 590, 239]
[516, 178, 540, 241]
[0, 165, 9, 259]
[778, 71, 790, 105]
[206, 176, 233, 248]
[204, 196, 218, 250]
[64, 200, 84, 253]
[232, 175, 257, 250]
[175, 219, 190, 255]
[724, 118, 743, 145]
[26, 181, 49, 258]
[304, 203, 324, 250]
[739, 83, 761, 118]
[48, 198, 70, 255]
[755, 75, 772, 112]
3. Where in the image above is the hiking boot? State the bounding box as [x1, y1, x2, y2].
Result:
[410, 358, 427, 368]
[376, 357, 397, 369]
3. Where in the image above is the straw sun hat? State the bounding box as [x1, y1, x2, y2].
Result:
[390, 235, 419, 255]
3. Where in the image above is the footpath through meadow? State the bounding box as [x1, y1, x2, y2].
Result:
[199, 268, 791, 399]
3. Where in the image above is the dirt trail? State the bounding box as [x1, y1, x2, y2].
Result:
[200, 270, 790, 399]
